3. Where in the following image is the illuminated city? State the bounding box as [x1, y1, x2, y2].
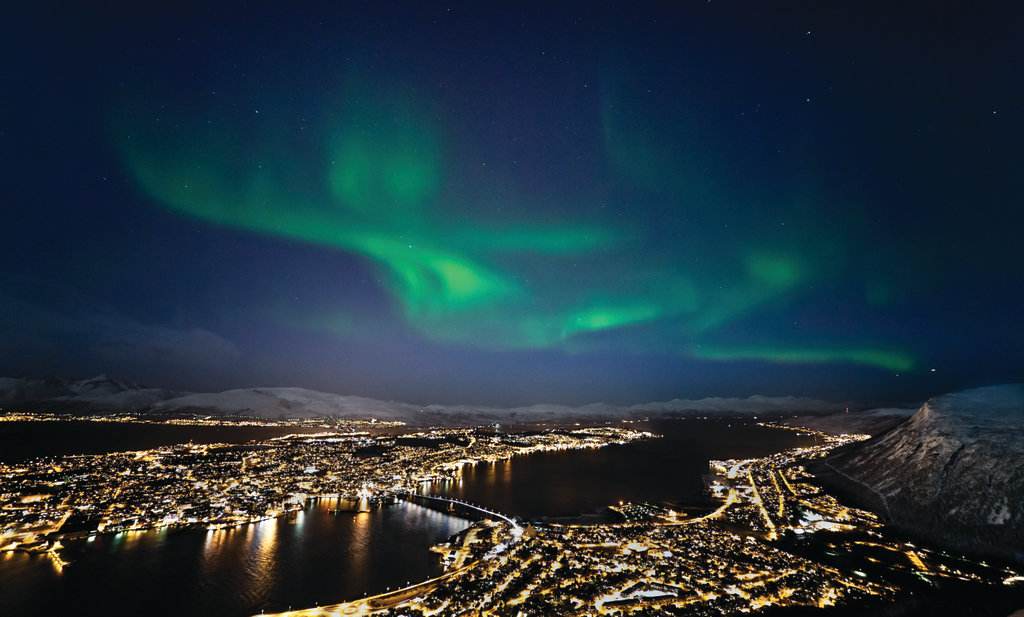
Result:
[3, 416, 1018, 616]
[259, 425, 1020, 616]
[0, 420, 649, 561]
[3, 2, 1023, 615]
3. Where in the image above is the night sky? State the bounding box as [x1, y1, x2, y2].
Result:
[3, 2, 1022, 406]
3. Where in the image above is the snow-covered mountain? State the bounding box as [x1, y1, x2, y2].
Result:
[0, 375, 182, 410]
[819, 385, 1024, 558]
[151, 388, 420, 420]
[0, 375, 845, 424]
[786, 406, 916, 436]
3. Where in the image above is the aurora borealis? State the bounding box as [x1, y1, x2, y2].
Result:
[118, 79, 852, 360]
[4, 3, 1023, 404]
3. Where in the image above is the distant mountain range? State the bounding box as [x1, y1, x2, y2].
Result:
[814, 384, 1024, 559]
[0, 375, 181, 410]
[0, 375, 849, 425]
[8, 376, 1021, 558]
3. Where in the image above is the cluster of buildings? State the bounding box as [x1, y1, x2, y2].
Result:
[0, 424, 652, 561]
[0, 410, 403, 429]
[273, 425, 1020, 617]
[3, 412, 1017, 616]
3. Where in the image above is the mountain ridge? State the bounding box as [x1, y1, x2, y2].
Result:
[816, 384, 1024, 559]
[0, 375, 850, 424]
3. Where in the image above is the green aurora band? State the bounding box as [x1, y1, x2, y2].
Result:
[690, 346, 915, 373]
[115, 83, 913, 371]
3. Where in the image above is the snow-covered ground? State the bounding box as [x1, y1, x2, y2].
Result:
[0, 375, 846, 425]
[786, 406, 916, 436]
[825, 385, 1024, 557]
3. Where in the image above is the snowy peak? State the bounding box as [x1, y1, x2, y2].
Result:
[786, 406, 916, 436]
[151, 387, 417, 420]
[822, 384, 1024, 558]
[918, 384, 1024, 428]
[66, 374, 135, 395]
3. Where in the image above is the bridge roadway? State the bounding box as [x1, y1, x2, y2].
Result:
[255, 495, 519, 617]
[399, 493, 521, 529]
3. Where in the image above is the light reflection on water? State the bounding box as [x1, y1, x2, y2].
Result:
[251, 519, 279, 605]
[429, 420, 818, 520]
[348, 509, 371, 592]
[0, 421, 812, 616]
[0, 500, 471, 617]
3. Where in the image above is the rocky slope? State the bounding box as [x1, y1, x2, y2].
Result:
[818, 384, 1024, 559]
[786, 406, 916, 436]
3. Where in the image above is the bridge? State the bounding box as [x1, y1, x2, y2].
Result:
[399, 493, 521, 530]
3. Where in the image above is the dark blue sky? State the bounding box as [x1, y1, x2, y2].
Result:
[3, 2, 1022, 405]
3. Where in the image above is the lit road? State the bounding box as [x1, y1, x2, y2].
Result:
[401, 493, 521, 530]
[256, 560, 482, 617]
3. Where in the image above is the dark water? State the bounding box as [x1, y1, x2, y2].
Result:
[429, 419, 815, 519]
[0, 421, 330, 463]
[0, 499, 470, 617]
[0, 419, 812, 616]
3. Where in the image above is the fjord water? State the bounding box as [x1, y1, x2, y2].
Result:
[0, 419, 812, 617]
[0, 499, 471, 617]
[429, 419, 816, 520]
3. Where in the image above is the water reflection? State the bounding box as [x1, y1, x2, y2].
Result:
[485, 459, 496, 488]
[248, 519, 279, 605]
[348, 509, 371, 595]
[201, 528, 228, 576]
[0, 421, 812, 617]
[0, 501, 471, 617]
[428, 420, 817, 520]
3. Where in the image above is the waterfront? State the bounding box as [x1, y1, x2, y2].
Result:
[0, 499, 470, 617]
[0, 423, 645, 616]
[428, 419, 817, 520]
[3, 419, 1019, 616]
[0, 419, 811, 616]
[269, 424, 1024, 617]
[0, 420, 332, 463]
